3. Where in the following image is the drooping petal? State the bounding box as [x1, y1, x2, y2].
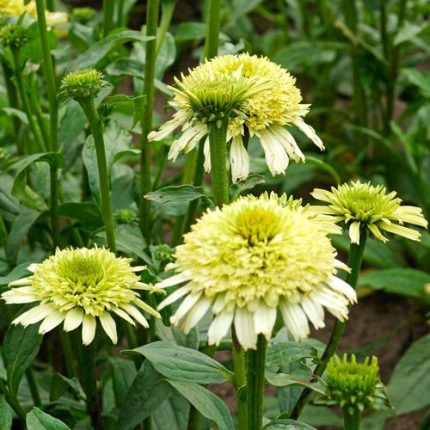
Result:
[259, 129, 289, 176]
[330, 276, 357, 303]
[64, 308, 84, 332]
[13, 304, 52, 326]
[379, 222, 421, 241]
[99, 313, 118, 344]
[300, 297, 325, 329]
[272, 126, 305, 162]
[1, 288, 37, 304]
[253, 302, 277, 339]
[203, 137, 211, 172]
[207, 310, 234, 346]
[170, 293, 202, 325]
[39, 311, 65, 334]
[234, 307, 258, 350]
[279, 302, 310, 341]
[294, 118, 324, 150]
[348, 221, 361, 244]
[122, 304, 149, 328]
[230, 135, 250, 183]
[82, 314, 97, 345]
[156, 273, 190, 290]
[178, 297, 212, 334]
[134, 298, 161, 318]
[158, 286, 191, 310]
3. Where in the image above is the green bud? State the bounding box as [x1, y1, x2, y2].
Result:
[0, 24, 30, 49]
[150, 244, 175, 269]
[115, 208, 138, 225]
[61, 69, 103, 100]
[72, 7, 97, 24]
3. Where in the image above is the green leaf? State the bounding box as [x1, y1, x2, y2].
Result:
[127, 341, 233, 384]
[0, 263, 31, 286]
[114, 224, 151, 264]
[264, 419, 317, 429]
[110, 358, 137, 408]
[49, 373, 84, 402]
[229, 174, 265, 199]
[388, 334, 430, 414]
[358, 268, 430, 299]
[266, 339, 324, 367]
[402, 69, 430, 98]
[152, 391, 189, 430]
[265, 370, 324, 394]
[168, 380, 234, 430]
[69, 30, 154, 71]
[145, 185, 207, 216]
[58, 202, 103, 227]
[26, 407, 71, 429]
[174, 22, 207, 41]
[393, 23, 427, 46]
[3, 323, 43, 395]
[0, 396, 12, 430]
[116, 361, 173, 430]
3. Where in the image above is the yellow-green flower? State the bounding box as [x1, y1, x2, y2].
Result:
[311, 182, 428, 244]
[325, 354, 386, 414]
[156, 194, 355, 350]
[149, 53, 323, 183]
[2, 247, 161, 345]
[0, 0, 68, 28]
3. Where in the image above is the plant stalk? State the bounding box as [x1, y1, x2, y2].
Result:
[246, 335, 267, 430]
[59, 331, 76, 377]
[103, 0, 115, 36]
[139, 0, 159, 243]
[342, 408, 361, 430]
[232, 327, 247, 430]
[79, 98, 116, 252]
[156, 0, 176, 55]
[0, 379, 26, 423]
[290, 230, 367, 419]
[204, 0, 222, 58]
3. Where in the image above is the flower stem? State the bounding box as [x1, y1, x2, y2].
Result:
[103, 0, 115, 37]
[209, 121, 229, 207]
[11, 49, 46, 153]
[156, 0, 176, 55]
[246, 335, 267, 430]
[25, 368, 41, 407]
[0, 378, 26, 423]
[78, 98, 116, 252]
[1, 60, 20, 141]
[290, 230, 367, 419]
[204, 0, 222, 58]
[232, 327, 248, 430]
[59, 331, 76, 377]
[342, 408, 361, 430]
[139, 0, 159, 243]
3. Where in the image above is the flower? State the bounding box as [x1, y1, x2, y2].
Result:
[0, 24, 30, 49]
[324, 354, 387, 414]
[61, 69, 104, 100]
[311, 181, 428, 244]
[149, 53, 324, 183]
[0, 0, 68, 28]
[156, 194, 355, 350]
[2, 247, 161, 345]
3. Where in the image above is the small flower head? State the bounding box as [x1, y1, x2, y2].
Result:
[149, 53, 323, 183]
[115, 208, 138, 224]
[156, 194, 355, 350]
[325, 354, 386, 414]
[2, 247, 161, 345]
[0, 24, 29, 49]
[61, 69, 103, 100]
[72, 7, 97, 23]
[150, 244, 175, 270]
[312, 181, 428, 244]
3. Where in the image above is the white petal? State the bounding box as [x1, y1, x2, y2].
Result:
[122, 304, 149, 328]
[170, 293, 202, 325]
[294, 118, 324, 150]
[82, 314, 97, 345]
[300, 298, 325, 329]
[234, 307, 258, 350]
[156, 273, 189, 289]
[259, 129, 289, 176]
[178, 297, 212, 334]
[330, 277, 357, 303]
[272, 126, 305, 162]
[112, 307, 136, 326]
[207, 310, 234, 346]
[158, 286, 190, 310]
[131, 265, 147, 272]
[134, 298, 161, 318]
[379, 222, 421, 241]
[148, 116, 183, 142]
[253, 302, 277, 339]
[230, 135, 250, 183]
[168, 126, 206, 161]
[348, 222, 361, 244]
[99, 313, 118, 344]
[1, 289, 37, 304]
[27, 263, 39, 273]
[13, 304, 52, 326]
[203, 138, 211, 172]
[9, 277, 32, 287]
[64, 308, 84, 332]
[39, 312, 65, 334]
[280, 302, 310, 341]
[334, 259, 350, 272]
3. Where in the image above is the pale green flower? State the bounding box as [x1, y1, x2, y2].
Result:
[61, 69, 103, 100]
[149, 53, 323, 183]
[312, 182, 428, 244]
[2, 247, 161, 345]
[156, 194, 355, 350]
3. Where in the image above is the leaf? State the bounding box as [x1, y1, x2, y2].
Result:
[152, 391, 189, 430]
[49, 373, 84, 402]
[394, 23, 427, 46]
[387, 334, 430, 414]
[265, 370, 324, 394]
[174, 22, 207, 41]
[167, 380, 234, 430]
[2, 323, 43, 395]
[116, 361, 173, 430]
[69, 30, 154, 71]
[127, 341, 233, 384]
[1, 107, 28, 124]
[266, 340, 324, 367]
[0, 263, 31, 286]
[358, 268, 430, 299]
[110, 358, 137, 408]
[114, 224, 151, 264]
[229, 174, 265, 199]
[58, 202, 103, 227]
[264, 419, 317, 429]
[145, 185, 207, 216]
[26, 407, 71, 430]
[0, 396, 12, 430]
[402, 69, 430, 98]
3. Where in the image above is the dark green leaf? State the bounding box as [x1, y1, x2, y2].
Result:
[174, 22, 207, 41]
[58, 202, 103, 227]
[152, 391, 189, 430]
[127, 341, 233, 384]
[229, 174, 265, 199]
[49, 373, 84, 402]
[26, 407, 71, 430]
[0, 395, 12, 430]
[110, 358, 137, 408]
[264, 419, 317, 429]
[0, 263, 31, 286]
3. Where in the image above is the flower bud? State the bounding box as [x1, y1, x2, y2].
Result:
[61, 69, 103, 100]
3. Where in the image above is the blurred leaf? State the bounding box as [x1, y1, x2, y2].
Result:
[388, 334, 430, 414]
[49, 374, 84, 402]
[264, 419, 317, 429]
[1, 107, 28, 124]
[3, 323, 43, 396]
[26, 407, 71, 429]
[0, 396, 12, 430]
[167, 380, 234, 430]
[402, 69, 430, 98]
[128, 341, 233, 384]
[394, 23, 427, 46]
[174, 22, 206, 41]
[230, 174, 265, 199]
[69, 30, 154, 71]
[358, 268, 430, 299]
[58, 202, 103, 227]
[0, 263, 31, 286]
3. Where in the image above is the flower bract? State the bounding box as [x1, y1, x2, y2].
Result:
[2, 247, 161, 345]
[311, 181, 428, 244]
[156, 193, 355, 350]
[149, 53, 324, 183]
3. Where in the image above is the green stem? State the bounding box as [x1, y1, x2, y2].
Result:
[103, 0, 115, 37]
[246, 335, 267, 430]
[187, 406, 201, 430]
[232, 327, 247, 430]
[11, 49, 46, 153]
[45, 0, 54, 11]
[342, 408, 361, 430]
[139, 0, 159, 243]
[25, 368, 41, 407]
[49, 163, 60, 248]
[156, 0, 176, 55]
[204, 0, 222, 58]
[209, 122, 229, 207]
[2, 61, 20, 141]
[0, 379, 26, 423]
[290, 230, 368, 419]
[35, 0, 58, 152]
[59, 331, 76, 377]
[79, 98, 116, 252]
